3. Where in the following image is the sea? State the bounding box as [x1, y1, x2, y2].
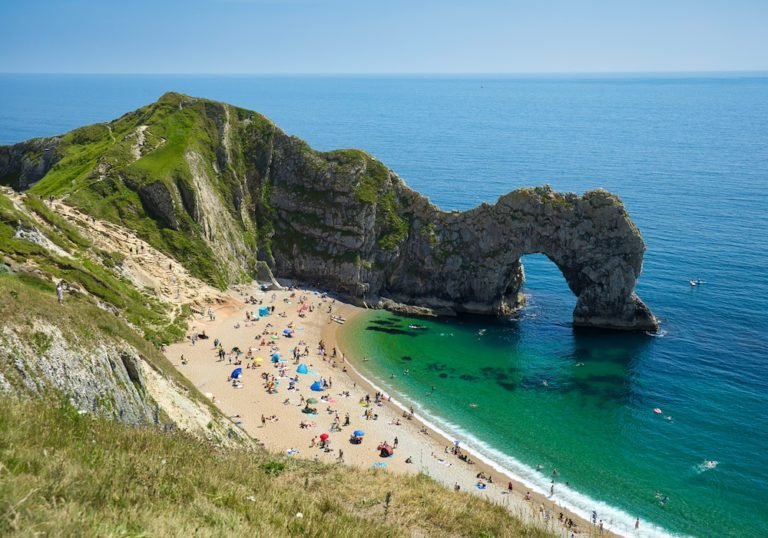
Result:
[1, 74, 767, 537]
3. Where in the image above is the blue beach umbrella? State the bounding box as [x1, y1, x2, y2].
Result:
[353, 430, 365, 437]
[310, 381, 323, 392]
[231, 368, 243, 379]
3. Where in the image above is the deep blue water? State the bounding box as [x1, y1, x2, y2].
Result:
[1, 74, 767, 536]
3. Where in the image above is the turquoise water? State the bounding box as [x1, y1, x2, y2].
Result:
[1, 74, 767, 536]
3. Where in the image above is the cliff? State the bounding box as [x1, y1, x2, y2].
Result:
[0, 92, 657, 330]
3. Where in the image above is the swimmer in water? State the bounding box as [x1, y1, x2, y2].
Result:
[469, 403, 478, 408]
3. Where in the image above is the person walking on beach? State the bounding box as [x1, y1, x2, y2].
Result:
[393, 436, 399, 448]
[550, 481, 554, 497]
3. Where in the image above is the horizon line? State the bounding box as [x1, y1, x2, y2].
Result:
[1, 70, 768, 77]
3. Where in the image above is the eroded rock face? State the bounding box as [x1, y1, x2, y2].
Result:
[0, 137, 61, 190]
[260, 134, 657, 331]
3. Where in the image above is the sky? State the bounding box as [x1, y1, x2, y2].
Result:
[1, 0, 767, 74]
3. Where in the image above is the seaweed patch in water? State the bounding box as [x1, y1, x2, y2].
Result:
[496, 380, 517, 392]
[459, 374, 480, 382]
[365, 326, 417, 337]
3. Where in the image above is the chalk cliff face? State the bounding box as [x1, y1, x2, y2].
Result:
[0, 92, 657, 331]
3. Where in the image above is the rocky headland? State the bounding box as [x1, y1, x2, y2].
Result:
[0, 92, 657, 330]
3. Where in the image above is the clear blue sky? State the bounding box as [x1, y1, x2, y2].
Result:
[1, 0, 766, 74]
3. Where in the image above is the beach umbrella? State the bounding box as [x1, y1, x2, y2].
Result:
[297, 363, 309, 374]
[353, 430, 365, 437]
[319, 433, 329, 441]
[282, 329, 292, 336]
[310, 381, 323, 392]
[231, 368, 243, 379]
[306, 398, 318, 404]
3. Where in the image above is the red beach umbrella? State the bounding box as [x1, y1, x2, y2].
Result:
[319, 433, 330, 441]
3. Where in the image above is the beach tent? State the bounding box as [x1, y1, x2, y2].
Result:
[271, 353, 282, 362]
[231, 368, 243, 379]
[378, 444, 393, 458]
[259, 306, 270, 317]
[310, 381, 323, 392]
[297, 363, 309, 374]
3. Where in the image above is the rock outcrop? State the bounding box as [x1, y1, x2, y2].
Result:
[0, 137, 61, 190]
[0, 92, 657, 331]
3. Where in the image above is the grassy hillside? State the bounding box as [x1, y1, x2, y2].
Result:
[0, 398, 552, 538]
[0, 191, 187, 346]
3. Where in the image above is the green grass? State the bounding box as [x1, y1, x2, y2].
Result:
[0, 397, 553, 538]
[27, 95, 235, 288]
[0, 191, 189, 346]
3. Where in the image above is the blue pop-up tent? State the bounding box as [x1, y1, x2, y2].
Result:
[310, 381, 323, 392]
[231, 368, 243, 379]
[271, 354, 281, 363]
[259, 306, 269, 317]
[297, 363, 309, 374]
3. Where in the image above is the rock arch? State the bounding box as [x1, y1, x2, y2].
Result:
[380, 187, 658, 331]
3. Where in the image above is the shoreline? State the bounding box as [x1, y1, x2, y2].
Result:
[166, 283, 626, 537]
[329, 306, 636, 538]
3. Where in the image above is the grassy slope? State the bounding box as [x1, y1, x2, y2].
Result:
[0, 398, 550, 538]
[0, 192, 187, 346]
[28, 93, 240, 288]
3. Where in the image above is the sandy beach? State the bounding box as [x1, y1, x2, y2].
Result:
[166, 283, 620, 537]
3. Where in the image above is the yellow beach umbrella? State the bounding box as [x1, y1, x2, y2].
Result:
[254, 357, 263, 363]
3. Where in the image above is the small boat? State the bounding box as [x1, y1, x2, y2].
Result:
[408, 324, 427, 330]
[688, 280, 697, 287]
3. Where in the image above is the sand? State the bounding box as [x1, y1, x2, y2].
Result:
[166, 283, 620, 537]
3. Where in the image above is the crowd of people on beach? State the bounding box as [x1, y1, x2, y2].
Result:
[178, 284, 613, 537]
